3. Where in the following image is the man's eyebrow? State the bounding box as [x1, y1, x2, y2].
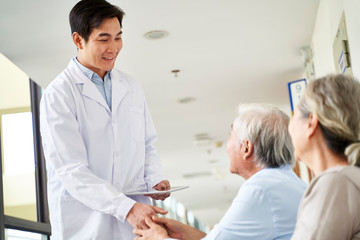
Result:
[98, 33, 111, 37]
[97, 31, 122, 37]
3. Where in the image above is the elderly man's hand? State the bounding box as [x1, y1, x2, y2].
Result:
[134, 217, 185, 240]
[134, 216, 206, 240]
[126, 203, 167, 230]
[145, 180, 171, 201]
[133, 217, 171, 240]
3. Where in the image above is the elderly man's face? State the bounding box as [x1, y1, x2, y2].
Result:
[226, 128, 243, 175]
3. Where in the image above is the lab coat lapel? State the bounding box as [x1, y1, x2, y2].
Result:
[69, 60, 110, 112]
[111, 70, 129, 112]
[82, 79, 110, 111]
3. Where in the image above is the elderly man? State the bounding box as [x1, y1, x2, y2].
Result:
[134, 104, 307, 240]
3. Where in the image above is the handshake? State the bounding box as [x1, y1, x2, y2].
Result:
[133, 216, 206, 240]
[126, 181, 204, 240]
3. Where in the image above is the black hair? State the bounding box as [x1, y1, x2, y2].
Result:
[69, 0, 125, 42]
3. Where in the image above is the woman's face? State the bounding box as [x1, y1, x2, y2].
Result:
[288, 106, 309, 163]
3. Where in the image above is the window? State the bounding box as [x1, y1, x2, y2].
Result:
[0, 53, 50, 239]
[1, 111, 37, 221]
[6, 228, 47, 240]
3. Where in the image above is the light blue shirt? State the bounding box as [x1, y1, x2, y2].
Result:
[203, 165, 307, 240]
[73, 57, 112, 110]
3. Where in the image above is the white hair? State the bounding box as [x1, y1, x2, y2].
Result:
[233, 103, 295, 168]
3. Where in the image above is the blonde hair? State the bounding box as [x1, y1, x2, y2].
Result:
[298, 74, 360, 166]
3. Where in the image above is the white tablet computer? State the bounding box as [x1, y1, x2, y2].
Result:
[124, 186, 189, 196]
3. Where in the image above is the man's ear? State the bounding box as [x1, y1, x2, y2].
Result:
[307, 113, 319, 138]
[72, 32, 84, 49]
[242, 140, 254, 160]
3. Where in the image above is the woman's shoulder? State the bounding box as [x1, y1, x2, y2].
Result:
[321, 165, 360, 181]
[309, 166, 360, 193]
[337, 166, 360, 189]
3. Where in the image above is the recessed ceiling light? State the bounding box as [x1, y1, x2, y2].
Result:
[178, 97, 196, 104]
[144, 30, 169, 40]
[193, 133, 212, 146]
[195, 133, 209, 138]
[183, 171, 212, 178]
[208, 159, 219, 164]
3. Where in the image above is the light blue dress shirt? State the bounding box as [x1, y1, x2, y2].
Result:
[202, 165, 307, 240]
[73, 57, 112, 110]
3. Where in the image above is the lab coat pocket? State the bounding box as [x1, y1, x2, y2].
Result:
[129, 106, 145, 142]
[59, 195, 94, 238]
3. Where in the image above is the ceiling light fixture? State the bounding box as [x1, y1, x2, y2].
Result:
[183, 171, 212, 179]
[213, 141, 223, 148]
[208, 159, 219, 164]
[144, 30, 169, 40]
[193, 133, 212, 146]
[171, 69, 180, 77]
[178, 97, 196, 104]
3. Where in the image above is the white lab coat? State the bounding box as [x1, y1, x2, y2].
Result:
[40, 59, 167, 240]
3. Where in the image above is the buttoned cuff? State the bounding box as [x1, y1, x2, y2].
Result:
[111, 194, 137, 222]
[146, 176, 169, 189]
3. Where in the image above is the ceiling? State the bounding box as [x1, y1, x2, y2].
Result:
[0, 0, 320, 227]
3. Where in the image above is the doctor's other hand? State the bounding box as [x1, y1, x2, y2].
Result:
[133, 217, 171, 240]
[127, 203, 168, 230]
[146, 180, 171, 201]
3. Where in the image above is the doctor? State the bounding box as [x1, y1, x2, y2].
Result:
[40, 0, 170, 239]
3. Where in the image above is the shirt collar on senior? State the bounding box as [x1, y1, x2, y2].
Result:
[263, 164, 291, 170]
[73, 57, 112, 81]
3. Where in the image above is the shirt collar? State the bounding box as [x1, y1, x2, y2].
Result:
[73, 57, 112, 81]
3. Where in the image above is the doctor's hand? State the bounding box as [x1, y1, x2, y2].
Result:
[145, 180, 171, 201]
[127, 203, 168, 230]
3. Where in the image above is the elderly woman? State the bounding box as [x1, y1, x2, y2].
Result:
[289, 74, 360, 239]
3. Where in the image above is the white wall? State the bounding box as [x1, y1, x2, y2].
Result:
[0, 53, 30, 109]
[311, 0, 360, 78]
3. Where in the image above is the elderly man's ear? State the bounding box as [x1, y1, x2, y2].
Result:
[241, 140, 254, 160]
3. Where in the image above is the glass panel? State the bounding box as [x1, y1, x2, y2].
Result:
[0, 53, 37, 221]
[3, 112, 35, 175]
[5, 228, 47, 240]
[176, 201, 186, 223]
[153, 197, 211, 232]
